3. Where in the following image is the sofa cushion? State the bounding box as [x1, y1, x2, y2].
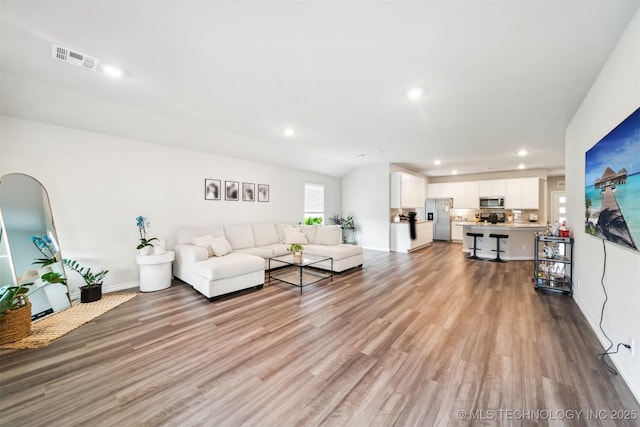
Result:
[261, 243, 290, 257]
[194, 253, 264, 281]
[234, 247, 275, 259]
[315, 226, 342, 245]
[193, 235, 214, 256]
[211, 236, 233, 257]
[224, 224, 256, 249]
[300, 225, 318, 244]
[252, 223, 280, 247]
[305, 244, 362, 260]
[284, 229, 308, 245]
[275, 223, 294, 243]
[177, 226, 224, 244]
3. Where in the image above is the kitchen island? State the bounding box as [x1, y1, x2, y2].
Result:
[457, 222, 546, 260]
[390, 221, 434, 252]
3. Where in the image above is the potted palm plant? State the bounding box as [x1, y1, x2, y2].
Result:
[62, 259, 109, 303]
[0, 282, 33, 344]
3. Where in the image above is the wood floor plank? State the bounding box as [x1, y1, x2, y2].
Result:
[1, 243, 638, 426]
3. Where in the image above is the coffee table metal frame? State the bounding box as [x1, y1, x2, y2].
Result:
[268, 253, 333, 294]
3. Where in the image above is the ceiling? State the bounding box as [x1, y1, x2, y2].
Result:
[1, 1, 638, 178]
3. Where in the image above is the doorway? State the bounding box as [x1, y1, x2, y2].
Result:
[551, 191, 567, 225]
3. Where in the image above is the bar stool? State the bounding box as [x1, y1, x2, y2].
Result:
[466, 232, 483, 259]
[489, 233, 509, 262]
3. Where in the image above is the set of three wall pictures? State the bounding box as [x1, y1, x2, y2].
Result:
[205, 179, 269, 202]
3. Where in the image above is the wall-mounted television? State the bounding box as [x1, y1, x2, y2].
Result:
[585, 107, 640, 252]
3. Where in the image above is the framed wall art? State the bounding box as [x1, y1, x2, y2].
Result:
[242, 182, 255, 201]
[225, 181, 239, 201]
[258, 184, 270, 202]
[204, 179, 221, 200]
[585, 107, 639, 251]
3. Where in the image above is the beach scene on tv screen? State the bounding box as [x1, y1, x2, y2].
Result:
[585, 107, 640, 251]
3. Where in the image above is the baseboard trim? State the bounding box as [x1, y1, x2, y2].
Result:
[69, 281, 139, 300]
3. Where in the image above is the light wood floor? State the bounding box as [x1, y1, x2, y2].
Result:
[1, 243, 638, 426]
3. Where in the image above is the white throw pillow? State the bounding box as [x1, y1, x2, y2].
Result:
[300, 225, 318, 244]
[210, 236, 233, 256]
[315, 226, 342, 245]
[193, 235, 214, 256]
[284, 229, 308, 245]
[275, 223, 295, 243]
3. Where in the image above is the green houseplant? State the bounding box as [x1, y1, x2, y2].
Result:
[287, 243, 303, 261]
[0, 282, 33, 344]
[62, 259, 109, 303]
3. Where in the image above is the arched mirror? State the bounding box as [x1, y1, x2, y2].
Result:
[0, 173, 71, 319]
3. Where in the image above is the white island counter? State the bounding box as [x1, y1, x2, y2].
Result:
[458, 222, 546, 260]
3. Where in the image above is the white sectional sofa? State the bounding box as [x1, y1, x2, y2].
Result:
[173, 223, 363, 300]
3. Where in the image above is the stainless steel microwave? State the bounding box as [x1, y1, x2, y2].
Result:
[479, 196, 505, 208]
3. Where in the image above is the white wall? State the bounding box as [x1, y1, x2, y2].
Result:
[566, 10, 640, 401]
[0, 116, 341, 294]
[342, 163, 390, 251]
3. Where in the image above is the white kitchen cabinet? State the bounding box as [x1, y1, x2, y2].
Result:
[451, 182, 466, 207]
[427, 182, 453, 199]
[478, 179, 506, 197]
[504, 177, 539, 209]
[464, 181, 479, 208]
[391, 172, 426, 208]
[427, 183, 441, 198]
[451, 221, 464, 241]
[390, 222, 433, 252]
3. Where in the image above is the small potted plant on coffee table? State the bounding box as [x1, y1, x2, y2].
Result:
[287, 243, 304, 262]
[62, 259, 109, 303]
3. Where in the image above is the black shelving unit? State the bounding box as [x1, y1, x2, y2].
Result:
[533, 235, 574, 295]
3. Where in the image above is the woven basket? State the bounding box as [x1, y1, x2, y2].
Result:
[0, 301, 32, 345]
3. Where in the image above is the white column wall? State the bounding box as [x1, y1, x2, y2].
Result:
[566, 10, 640, 401]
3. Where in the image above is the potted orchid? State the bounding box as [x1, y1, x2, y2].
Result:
[30, 234, 57, 268]
[136, 215, 158, 255]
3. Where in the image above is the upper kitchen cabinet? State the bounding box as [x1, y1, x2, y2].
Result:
[478, 179, 506, 197]
[391, 172, 425, 208]
[451, 182, 479, 208]
[427, 182, 453, 199]
[504, 177, 540, 209]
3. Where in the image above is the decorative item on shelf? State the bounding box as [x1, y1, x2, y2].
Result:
[287, 243, 303, 262]
[136, 215, 158, 256]
[0, 282, 33, 344]
[30, 234, 58, 268]
[330, 213, 356, 243]
[62, 259, 109, 303]
[152, 240, 166, 255]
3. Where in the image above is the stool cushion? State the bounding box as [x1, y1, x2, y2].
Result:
[467, 232, 484, 237]
[489, 234, 509, 238]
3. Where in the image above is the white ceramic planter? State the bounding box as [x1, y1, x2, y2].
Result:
[138, 246, 153, 256]
[153, 240, 166, 255]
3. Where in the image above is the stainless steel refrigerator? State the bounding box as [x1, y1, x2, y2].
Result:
[425, 198, 453, 241]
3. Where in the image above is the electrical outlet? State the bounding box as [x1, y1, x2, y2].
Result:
[522, 245, 526, 251]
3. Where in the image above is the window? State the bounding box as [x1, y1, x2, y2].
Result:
[304, 183, 324, 224]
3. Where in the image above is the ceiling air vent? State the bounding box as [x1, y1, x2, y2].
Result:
[51, 44, 99, 71]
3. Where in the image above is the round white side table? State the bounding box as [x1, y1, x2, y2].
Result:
[136, 250, 175, 292]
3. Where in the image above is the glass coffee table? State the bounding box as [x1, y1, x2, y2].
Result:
[268, 253, 333, 293]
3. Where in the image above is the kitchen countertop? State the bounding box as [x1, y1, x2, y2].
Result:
[456, 222, 546, 228]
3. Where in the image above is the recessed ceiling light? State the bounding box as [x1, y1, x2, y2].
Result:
[517, 149, 528, 156]
[452, 170, 458, 175]
[434, 159, 441, 166]
[406, 87, 424, 100]
[355, 154, 368, 158]
[282, 127, 296, 137]
[518, 164, 525, 170]
[101, 64, 123, 78]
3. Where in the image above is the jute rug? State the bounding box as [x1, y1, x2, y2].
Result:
[0, 293, 138, 350]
